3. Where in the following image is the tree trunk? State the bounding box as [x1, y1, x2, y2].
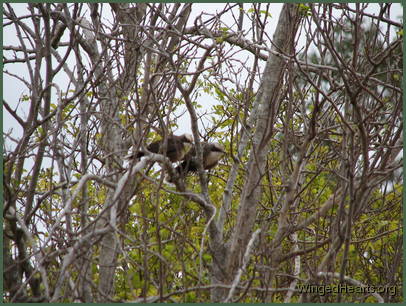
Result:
[211, 4, 301, 302]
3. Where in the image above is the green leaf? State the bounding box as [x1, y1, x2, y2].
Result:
[21, 94, 30, 102]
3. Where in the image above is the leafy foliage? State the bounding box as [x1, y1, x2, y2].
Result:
[3, 3, 402, 303]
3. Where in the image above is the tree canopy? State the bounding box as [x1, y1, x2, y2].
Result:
[3, 3, 403, 303]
